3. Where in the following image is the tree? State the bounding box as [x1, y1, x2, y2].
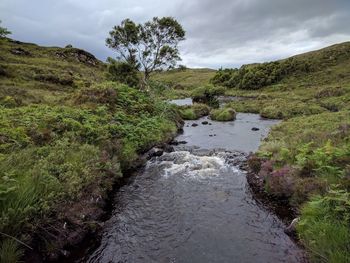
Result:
[106, 17, 185, 87]
[0, 20, 11, 38]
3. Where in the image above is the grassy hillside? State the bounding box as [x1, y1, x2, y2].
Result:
[213, 42, 350, 90]
[212, 43, 350, 263]
[0, 38, 181, 262]
[150, 68, 216, 98]
[0, 38, 105, 105]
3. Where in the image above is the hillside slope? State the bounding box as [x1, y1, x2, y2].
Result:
[0, 39, 181, 262]
[0, 38, 105, 105]
[150, 68, 216, 98]
[212, 42, 350, 262]
[213, 41, 350, 90]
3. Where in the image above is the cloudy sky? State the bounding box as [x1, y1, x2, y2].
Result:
[1, 0, 349, 68]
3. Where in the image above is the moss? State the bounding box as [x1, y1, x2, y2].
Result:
[210, 107, 236, 121]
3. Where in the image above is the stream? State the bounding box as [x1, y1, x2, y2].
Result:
[83, 99, 306, 263]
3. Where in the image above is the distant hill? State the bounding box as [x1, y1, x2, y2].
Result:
[0, 38, 105, 105]
[151, 68, 216, 89]
[212, 41, 350, 89]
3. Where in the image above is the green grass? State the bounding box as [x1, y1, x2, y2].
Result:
[0, 82, 179, 258]
[0, 239, 24, 263]
[150, 68, 216, 99]
[0, 37, 181, 260]
[0, 38, 105, 106]
[224, 85, 350, 119]
[210, 42, 350, 262]
[209, 107, 236, 121]
[2, 35, 350, 262]
[178, 103, 210, 120]
[212, 41, 350, 90]
[297, 190, 350, 263]
[151, 68, 216, 89]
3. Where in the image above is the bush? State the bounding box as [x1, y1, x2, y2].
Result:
[177, 65, 187, 71]
[210, 107, 236, 121]
[191, 85, 225, 108]
[106, 57, 140, 88]
[211, 59, 312, 90]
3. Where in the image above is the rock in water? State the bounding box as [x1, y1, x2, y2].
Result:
[251, 127, 260, 131]
[147, 148, 164, 159]
[191, 123, 199, 127]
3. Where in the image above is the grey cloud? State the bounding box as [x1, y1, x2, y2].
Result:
[1, 0, 349, 68]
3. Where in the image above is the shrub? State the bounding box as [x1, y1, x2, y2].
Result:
[211, 58, 312, 90]
[106, 57, 140, 88]
[191, 85, 225, 107]
[210, 107, 236, 121]
[75, 85, 118, 106]
[247, 155, 262, 174]
[177, 64, 187, 71]
[291, 178, 328, 206]
[265, 166, 297, 198]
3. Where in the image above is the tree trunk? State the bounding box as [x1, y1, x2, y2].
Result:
[141, 71, 150, 91]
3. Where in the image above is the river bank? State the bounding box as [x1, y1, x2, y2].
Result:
[75, 110, 307, 263]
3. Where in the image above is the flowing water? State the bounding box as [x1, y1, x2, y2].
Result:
[85, 102, 306, 263]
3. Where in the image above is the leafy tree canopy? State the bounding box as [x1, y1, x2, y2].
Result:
[106, 17, 185, 85]
[0, 20, 11, 38]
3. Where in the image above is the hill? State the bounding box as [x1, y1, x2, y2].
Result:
[150, 68, 216, 98]
[212, 41, 350, 90]
[213, 42, 350, 263]
[0, 38, 105, 106]
[151, 68, 216, 88]
[0, 38, 181, 262]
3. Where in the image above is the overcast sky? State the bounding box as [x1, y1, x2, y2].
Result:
[1, 0, 349, 68]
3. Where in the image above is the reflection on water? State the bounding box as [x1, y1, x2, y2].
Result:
[169, 98, 193, 106]
[177, 113, 280, 153]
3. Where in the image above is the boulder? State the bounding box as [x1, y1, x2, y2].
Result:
[147, 148, 164, 159]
